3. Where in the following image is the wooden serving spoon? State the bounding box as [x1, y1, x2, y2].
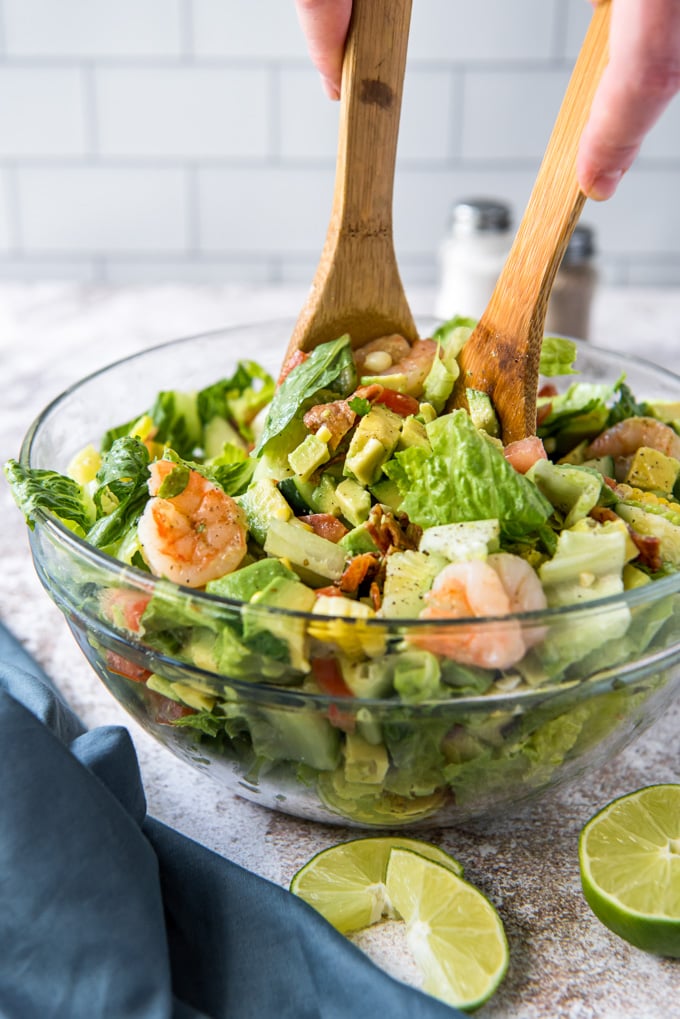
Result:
[449, 0, 612, 443]
[283, 0, 418, 366]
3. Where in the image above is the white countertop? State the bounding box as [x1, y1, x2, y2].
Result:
[2, 282, 679, 1018]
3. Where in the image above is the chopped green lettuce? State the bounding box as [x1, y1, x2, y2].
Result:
[539, 336, 578, 377]
[4, 459, 95, 534]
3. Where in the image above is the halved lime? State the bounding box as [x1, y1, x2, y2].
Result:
[290, 836, 463, 935]
[385, 848, 509, 1011]
[579, 784, 680, 957]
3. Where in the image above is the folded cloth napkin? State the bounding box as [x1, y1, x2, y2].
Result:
[0, 622, 464, 1019]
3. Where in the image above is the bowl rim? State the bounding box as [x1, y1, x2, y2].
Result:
[19, 320, 680, 630]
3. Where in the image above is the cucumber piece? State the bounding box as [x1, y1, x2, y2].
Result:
[264, 519, 347, 581]
[236, 479, 293, 545]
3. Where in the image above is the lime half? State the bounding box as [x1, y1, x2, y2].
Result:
[385, 848, 509, 1011]
[290, 836, 463, 935]
[579, 784, 680, 957]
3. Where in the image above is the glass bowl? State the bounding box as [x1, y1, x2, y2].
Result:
[19, 321, 680, 828]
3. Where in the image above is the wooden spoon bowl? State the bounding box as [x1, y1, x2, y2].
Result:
[283, 0, 417, 367]
[449, 0, 612, 443]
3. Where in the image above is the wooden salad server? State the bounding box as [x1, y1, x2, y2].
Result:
[449, 0, 612, 443]
[283, 0, 418, 366]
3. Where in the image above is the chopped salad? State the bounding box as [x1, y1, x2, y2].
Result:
[6, 319, 680, 822]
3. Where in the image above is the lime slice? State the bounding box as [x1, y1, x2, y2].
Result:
[290, 836, 463, 935]
[579, 784, 680, 957]
[385, 848, 509, 1011]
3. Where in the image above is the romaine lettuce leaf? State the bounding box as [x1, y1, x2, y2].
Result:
[197, 361, 275, 443]
[86, 437, 151, 553]
[539, 336, 578, 377]
[384, 409, 552, 539]
[4, 459, 94, 534]
[537, 378, 622, 438]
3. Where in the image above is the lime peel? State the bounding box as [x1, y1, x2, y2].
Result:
[579, 783, 680, 957]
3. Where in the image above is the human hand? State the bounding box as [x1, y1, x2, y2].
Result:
[294, 0, 352, 99]
[578, 0, 680, 200]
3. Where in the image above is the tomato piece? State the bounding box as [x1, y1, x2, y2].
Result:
[146, 688, 197, 725]
[299, 513, 349, 543]
[105, 650, 152, 683]
[311, 657, 353, 697]
[100, 589, 152, 633]
[373, 388, 420, 417]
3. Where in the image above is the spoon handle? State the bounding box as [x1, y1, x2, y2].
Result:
[489, 0, 612, 344]
[287, 0, 417, 355]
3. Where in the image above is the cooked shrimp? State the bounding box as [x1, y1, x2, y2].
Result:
[354, 334, 439, 397]
[586, 416, 680, 461]
[138, 460, 247, 588]
[413, 554, 547, 669]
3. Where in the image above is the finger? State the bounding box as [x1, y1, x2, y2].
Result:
[577, 0, 680, 200]
[295, 0, 352, 100]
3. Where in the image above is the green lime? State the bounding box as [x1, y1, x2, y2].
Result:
[579, 783, 680, 957]
[290, 836, 463, 935]
[385, 848, 509, 1011]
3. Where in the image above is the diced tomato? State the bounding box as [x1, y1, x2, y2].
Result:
[299, 513, 349, 543]
[105, 650, 152, 683]
[311, 658, 356, 731]
[100, 588, 152, 633]
[504, 435, 548, 474]
[373, 388, 420, 417]
[278, 349, 308, 385]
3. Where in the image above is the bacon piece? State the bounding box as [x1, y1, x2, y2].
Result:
[303, 399, 357, 450]
[338, 552, 380, 594]
[365, 504, 422, 554]
[504, 435, 548, 474]
[299, 513, 349, 543]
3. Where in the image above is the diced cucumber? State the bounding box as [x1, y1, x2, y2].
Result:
[263, 519, 347, 581]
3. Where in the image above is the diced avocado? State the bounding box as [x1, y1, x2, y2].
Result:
[146, 673, 216, 712]
[236, 478, 293, 545]
[252, 707, 341, 771]
[380, 549, 446, 618]
[557, 440, 589, 465]
[311, 473, 342, 515]
[181, 627, 219, 672]
[466, 389, 500, 437]
[418, 402, 438, 424]
[251, 421, 306, 482]
[343, 732, 389, 785]
[359, 371, 409, 392]
[398, 415, 430, 451]
[288, 431, 330, 482]
[527, 459, 603, 528]
[204, 416, 244, 460]
[206, 556, 298, 601]
[335, 478, 371, 526]
[419, 520, 500, 562]
[645, 399, 680, 424]
[344, 404, 402, 486]
[264, 518, 347, 581]
[245, 576, 316, 671]
[624, 446, 680, 494]
[623, 563, 651, 589]
[338, 521, 380, 555]
[369, 478, 402, 512]
[616, 503, 680, 567]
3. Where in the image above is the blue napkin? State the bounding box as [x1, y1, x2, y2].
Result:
[0, 621, 464, 1019]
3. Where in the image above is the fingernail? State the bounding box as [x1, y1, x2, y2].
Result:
[588, 169, 624, 201]
[321, 76, 340, 101]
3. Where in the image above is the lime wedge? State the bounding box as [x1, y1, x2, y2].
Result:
[579, 784, 680, 957]
[385, 848, 509, 1011]
[290, 836, 463, 935]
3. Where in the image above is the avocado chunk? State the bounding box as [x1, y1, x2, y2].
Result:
[288, 431, 330, 482]
[335, 478, 371, 526]
[251, 707, 341, 771]
[344, 404, 402, 486]
[343, 732, 389, 785]
[616, 503, 680, 567]
[466, 388, 500, 437]
[624, 446, 680, 494]
[338, 521, 380, 555]
[398, 415, 430, 451]
[236, 478, 292, 545]
[244, 576, 316, 671]
[206, 556, 297, 601]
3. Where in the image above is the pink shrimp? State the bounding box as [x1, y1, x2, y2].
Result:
[138, 460, 247, 588]
[586, 416, 680, 461]
[413, 554, 547, 669]
[353, 334, 439, 397]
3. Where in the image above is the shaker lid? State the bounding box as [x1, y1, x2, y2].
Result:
[562, 223, 596, 265]
[449, 197, 512, 234]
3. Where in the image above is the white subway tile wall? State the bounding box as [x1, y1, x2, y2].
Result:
[0, 0, 678, 285]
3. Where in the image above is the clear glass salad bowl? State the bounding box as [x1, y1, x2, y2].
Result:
[18, 321, 680, 828]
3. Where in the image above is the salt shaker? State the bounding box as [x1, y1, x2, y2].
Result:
[544, 223, 598, 340]
[435, 198, 513, 321]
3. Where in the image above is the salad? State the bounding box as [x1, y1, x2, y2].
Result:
[6, 319, 680, 824]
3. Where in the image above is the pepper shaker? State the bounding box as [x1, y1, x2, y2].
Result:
[544, 223, 598, 340]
